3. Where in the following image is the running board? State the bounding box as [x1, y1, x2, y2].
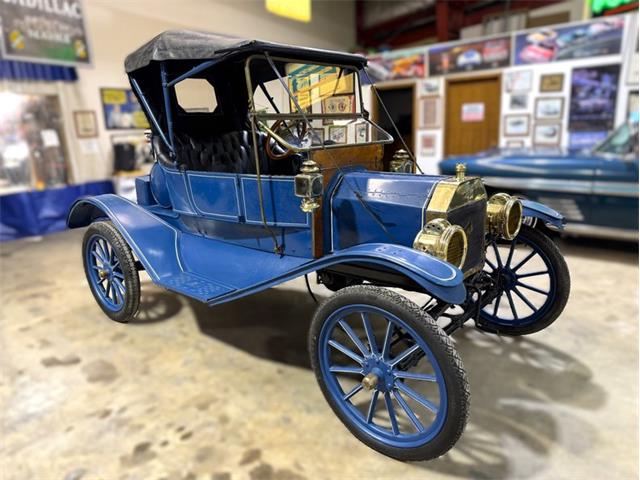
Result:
[160, 272, 235, 303]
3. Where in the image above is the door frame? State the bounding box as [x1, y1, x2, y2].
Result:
[370, 80, 418, 172]
[444, 73, 502, 157]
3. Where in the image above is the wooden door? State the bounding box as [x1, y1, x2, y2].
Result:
[445, 76, 500, 156]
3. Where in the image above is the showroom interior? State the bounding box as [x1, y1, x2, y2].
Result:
[0, 0, 638, 478]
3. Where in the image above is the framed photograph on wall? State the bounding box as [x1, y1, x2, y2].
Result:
[328, 125, 347, 144]
[505, 70, 533, 92]
[535, 97, 564, 120]
[321, 95, 355, 115]
[510, 94, 528, 110]
[73, 110, 98, 138]
[540, 73, 564, 92]
[355, 123, 368, 143]
[504, 114, 530, 136]
[420, 96, 441, 128]
[311, 128, 325, 146]
[100, 88, 150, 130]
[418, 131, 437, 157]
[533, 123, 561, 146]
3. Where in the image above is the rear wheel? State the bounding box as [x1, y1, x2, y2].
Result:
[478, 225, 570, 335]
[82, 221, 140, 323]
[309, 286, 469, 461]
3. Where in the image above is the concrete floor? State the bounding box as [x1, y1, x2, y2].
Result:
[1, 229, 637, 480]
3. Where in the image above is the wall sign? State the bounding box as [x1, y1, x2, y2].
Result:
[100, 88, 150, 130]
[428, 36, 510, 76]
[591, 0, 635, 16]
[540, 73, 565, 92]
[569, 64, 620, 132]
[461, 102, 485, 122]
[0, 0, 91, 66]
[514, 17, 624, 65]
[367, 49, 425, 81]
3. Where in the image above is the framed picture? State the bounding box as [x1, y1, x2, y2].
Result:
[355, 123, 368, 143]
[321, 95, 355, 115]
[504, 114, 530, 136]
[73, 110, 98, 138]
[533, 123, 561, 146]
[328, 125, 347, 144]
[311, 128, 325, 146]
[510, 94, 528, 110]
[420, 78, 441, 96]
[540, 73, 564, 92]
[100, 88, 150, 130]
[535, 97, 564, 120]
[418, 132, 437, 157]
[506, 139, 525, 148]
[420, 96, 441, 128]
[505, 70, 533, 92]
[569, 65, 620, 132]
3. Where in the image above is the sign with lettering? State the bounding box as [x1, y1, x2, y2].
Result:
[0, 0, 91, 65]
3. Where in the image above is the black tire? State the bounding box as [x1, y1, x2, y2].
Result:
[477, 225, 570, 336]
[82, 221, 140, 323]
[309, 285, 469, 461]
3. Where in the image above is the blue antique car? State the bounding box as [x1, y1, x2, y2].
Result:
[440, 121, 639, 240]
[67, 30, 570, 461]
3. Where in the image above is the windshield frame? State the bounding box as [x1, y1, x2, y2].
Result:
[591, 122, 639, 159]
[244, 54, 393, 152]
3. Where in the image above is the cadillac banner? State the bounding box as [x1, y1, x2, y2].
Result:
[0, 0, 91, 65]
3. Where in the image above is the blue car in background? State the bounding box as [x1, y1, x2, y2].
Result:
[440, 122, 639, 240]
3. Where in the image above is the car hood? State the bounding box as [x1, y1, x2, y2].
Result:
[439, 147, 603, 178]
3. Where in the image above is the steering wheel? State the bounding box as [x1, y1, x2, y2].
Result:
[265, 119, 307, 160]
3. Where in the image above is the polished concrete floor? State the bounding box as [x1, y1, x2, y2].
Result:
[1, 229, 637, 480]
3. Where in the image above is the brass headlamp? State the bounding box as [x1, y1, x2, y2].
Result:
[486, 193, 523, 240]
[413, 218, 468, 268]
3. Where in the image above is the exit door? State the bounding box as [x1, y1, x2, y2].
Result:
[445, 76, 500, 156]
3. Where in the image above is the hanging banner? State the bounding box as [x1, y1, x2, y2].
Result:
[367, 48, 425, 81]
[428, 36, 510, 76]
[0, 0, 91, 66]
[514, 17, 624, 65]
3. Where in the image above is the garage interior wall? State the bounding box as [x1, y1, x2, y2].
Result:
[6, 0, 356, 184]
[364, 12, 638, 174]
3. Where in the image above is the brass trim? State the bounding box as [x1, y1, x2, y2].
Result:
[424, 176, 487, 225]
[413, 218, 468, 268]
[486, 193, 523, 240]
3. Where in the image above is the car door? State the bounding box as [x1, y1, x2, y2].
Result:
[590, 155, 639, 232]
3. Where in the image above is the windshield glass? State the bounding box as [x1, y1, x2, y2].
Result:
[594, 123, 639, 156]
[249, 57, 392, 150]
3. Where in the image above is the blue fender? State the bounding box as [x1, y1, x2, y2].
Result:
[68, 194, 466, 305]
[521, 199, 566, 230]
[67, 194, 183, 283]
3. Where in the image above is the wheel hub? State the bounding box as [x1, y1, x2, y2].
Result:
[500, 269, 517, 290]
[362, 356, 395, 392]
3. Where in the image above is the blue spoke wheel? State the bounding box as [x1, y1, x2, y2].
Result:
[309, 285, 469, 461]
[479, 225, 570, 335]
[82, 221, 140, 323]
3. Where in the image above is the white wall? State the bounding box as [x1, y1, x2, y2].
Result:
[31, 0, 357, 183]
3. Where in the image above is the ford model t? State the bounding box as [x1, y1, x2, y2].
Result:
[68, 31, 570, 461]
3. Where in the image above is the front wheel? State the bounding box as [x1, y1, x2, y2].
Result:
[309, 286, 469, 461]
[478, 225, 570, 335]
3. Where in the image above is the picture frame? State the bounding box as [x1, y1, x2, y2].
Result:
[535, 97, 564, 120]
[311, 128, 325, 146]
[100, 87, 150, 130]
[533, 123, 562, 146]
[505, 69, 533, 93]
[321, 94, 355, 115]
[73, 110, 98, 138]
[328, 125, 347, 144]
[503, 114, 530, 136]
[420, 96, 441, 128]
[420, 78, 441, 96]
[355, 123, 368, 143]
[540, 73, 564, 92]
[506, 139, 525, 148]
[418, 131, 437, 157]
[510, 94, 528, 110]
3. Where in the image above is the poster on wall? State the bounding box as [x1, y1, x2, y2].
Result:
[367, 49, 425, 81]
[0, 0, 91, 65]
[514, 17, 624, 65]
[100, 88, 150, 130]
[428, 36, 510, 76]
[569, 65, 620, 133]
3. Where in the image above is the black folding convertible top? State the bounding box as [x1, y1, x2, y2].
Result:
[125, 29, 367, 73]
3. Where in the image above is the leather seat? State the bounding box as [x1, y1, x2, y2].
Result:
[154, 130, 301, 175]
